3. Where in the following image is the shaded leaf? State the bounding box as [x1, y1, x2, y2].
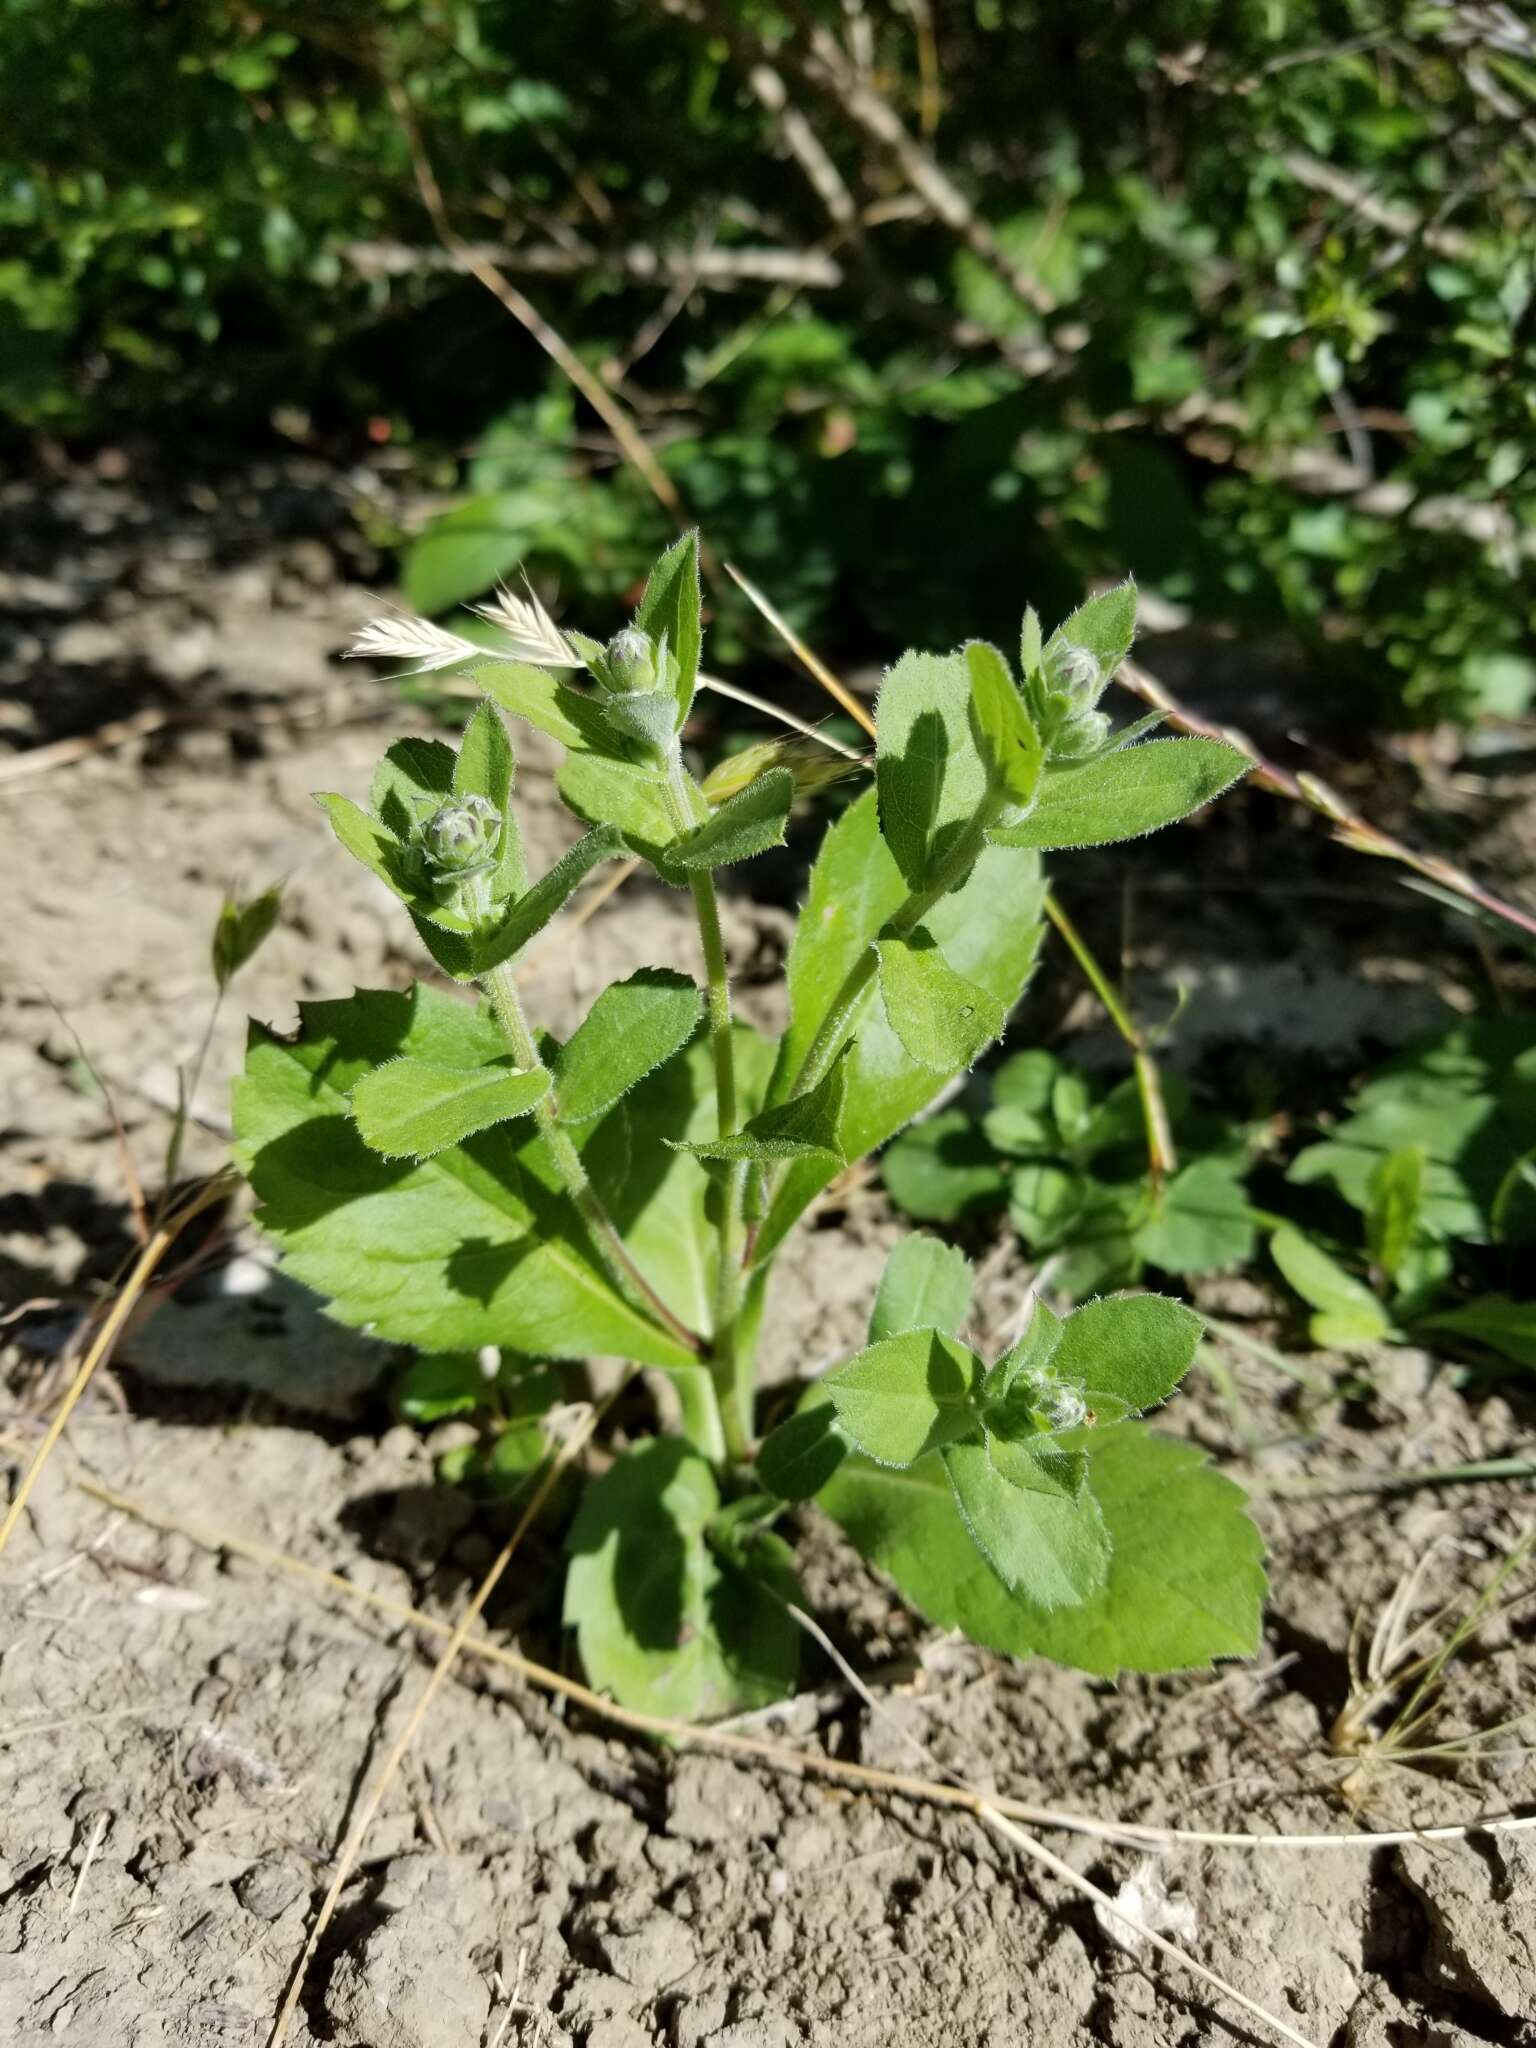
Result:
[876, 928, 1006, 1071]
[564, 1439, 798, 1719]
[825, 1327, 982, 1466]
[232, 983, 697, 1368]
[212, 884, 282, 991]
[942, 1438, 1110, 1604]
[880, 1107, 1010, 1223]
[875, 648, 990, 889]
[755, 1401, 853, 1502]
[966, 639, 1043, 806]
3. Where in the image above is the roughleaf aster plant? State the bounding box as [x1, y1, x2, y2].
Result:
[234, 537, 1263, 1719]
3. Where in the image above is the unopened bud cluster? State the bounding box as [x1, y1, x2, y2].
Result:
[1041, 639, 1110, 759]
[422, 795, 502, 878]
[602, 627, 658, 694]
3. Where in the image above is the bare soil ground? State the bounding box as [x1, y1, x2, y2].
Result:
[5, 451, 1536, 2048]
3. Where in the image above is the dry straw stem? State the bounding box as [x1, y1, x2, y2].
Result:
[63, 1478, 1536, 2048]
[72, 1473, 1536, 1865]
[261, 1372, 634, 2047]
[1117, 660, 1536, 942]
[0, 1171, 235, 1567]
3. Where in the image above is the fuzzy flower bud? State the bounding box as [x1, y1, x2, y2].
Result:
[1041, 1384, 1088, 1433]
[423, 795, 501, 874]
[603, 627, 657, 694]
[1050, 640, 1105, 701]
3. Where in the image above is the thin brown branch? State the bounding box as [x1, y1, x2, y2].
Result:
[343, 237, 845, 290]
[383, 79, 692, 536]
[1118, 660, 1536, 942]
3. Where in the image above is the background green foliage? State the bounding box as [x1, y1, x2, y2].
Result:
[3, 0, 1533, 720]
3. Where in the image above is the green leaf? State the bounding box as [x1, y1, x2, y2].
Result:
[351, 1055, 549, 1161]
[396, 1352, 489, 1423]
[825, 1327, 982, 1466]
[993, 1048, 1061, 1114]
[452, 700, 514, 811]
[554, 969, 702, 1124]
[988, 739, 1247, 850]
[1008, 1161, 1090, 1248]
[987, 1430, 1087, 1502]
[1045, 582, 1138, 680]
[634, 532, 703, 727]
[402, 492, 531, 615]
[475, 661, 628, 757]
[868, 1233, 974, 1343]
[1050, 1293, 1205, 1415]
[316, 792, 399, 889]
[1020, 605, 1043, 680]
[1365, 1144, 1426, 1286]
[817, 1414, 1265, 1676]
[875, 928, 1006, 1072]
[1136, 1156, 1255, 1276]
[232, 983, 697, 1369]
[679, 1042, 850, 1164]
[755, 1402, 852, 1503]
[474, 825, 625, 973]
[211, 883, 282, 991]
[763, 788, 1042, 1259]
[881, 1108, 1009, 1223]
[600, 687, 677, 751]
[875, 648, 991, 889]
[966, 640, 1043, 806]
[408, 912, 478, 984]
[370, 736, 456, 834]
[1418, 1296, 1536, 1369]
[1288, 1020, 1536, 1247]
[557, 749, 679, 864]
[669, 768, 795, 870]
[1270, 1226, 1391, 1345]
[984, 1299, 1065, 1398]
[583, 1028, 778, 1341]
[564, 1439, 798, 1719]
[942, 1439, 1109, 1605]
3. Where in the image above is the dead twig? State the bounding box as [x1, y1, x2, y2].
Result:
[1117, 660, 1536, 942]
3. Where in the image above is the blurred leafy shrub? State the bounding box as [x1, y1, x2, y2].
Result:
[2, 0, 1532, 720]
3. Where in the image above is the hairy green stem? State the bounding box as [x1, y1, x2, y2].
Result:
[480, 959, 700, 1357]
[662, 749, 751, 1461]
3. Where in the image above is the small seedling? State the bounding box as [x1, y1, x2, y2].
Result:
[884, 1045, 1257, 1293]
[233, 540, 1264, 1718]
[1269, 1018, 1536, 1372]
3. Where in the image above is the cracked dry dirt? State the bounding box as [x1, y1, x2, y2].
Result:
[4, 453, 1536, 2047]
